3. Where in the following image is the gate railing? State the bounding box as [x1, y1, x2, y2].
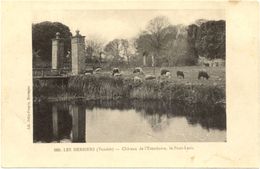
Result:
[33, 68, 71, 77]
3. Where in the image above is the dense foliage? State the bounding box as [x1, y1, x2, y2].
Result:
[135, 19, 225, 67]
[195, 20, 226, 60]
[32, 21, 72, 65]
[32, 18, 225, 68]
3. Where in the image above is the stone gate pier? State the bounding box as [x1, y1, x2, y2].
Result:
[50, 30, 86, 76]
[52, 32, 64, 69]
[71, 30, 86, 75]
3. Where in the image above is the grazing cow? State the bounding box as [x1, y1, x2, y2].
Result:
[134, 76, 142, 83]
[145, 75, 156, 80]
[133, 67, 144, 74]
[94, 67, 102, 72]
[161, 69, 170, 76]
[113, 73, 122, 77]
[198, 71, 210, 80]
[112, 68, 120, 76]
[176, 71, 184, 78]
[204, 63, 210, 67]
[85, 69, 93, 74]
[165, 72, 171, 78]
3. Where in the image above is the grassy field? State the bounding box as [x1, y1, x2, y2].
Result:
[98, 66, 225, 88]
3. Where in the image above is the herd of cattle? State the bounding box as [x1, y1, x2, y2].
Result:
[85, 67, 210, 81]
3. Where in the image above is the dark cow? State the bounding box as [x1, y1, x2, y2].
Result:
[161, 69, 170, 76]
[112, 68, 120, 76]
[176, 71, 184, 78]
[198, 71, 210, 80]
[204, 63, 210, 67]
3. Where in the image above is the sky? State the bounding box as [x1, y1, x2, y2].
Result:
[32, 10, 225, 43]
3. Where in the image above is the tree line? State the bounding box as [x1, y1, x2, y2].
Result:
[32, 17, 225, 68]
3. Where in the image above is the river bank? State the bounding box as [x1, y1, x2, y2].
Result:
[33, 74, 225, 106]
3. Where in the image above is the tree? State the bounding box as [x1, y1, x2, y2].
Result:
[187, 24, 199, 65]
[86, 46, 94, 60]
[104, 39, 121, 58]
[145, 16, 171, 58]
[32, 21, 72, 63]
[195, 19, 208, 26]
[160, 25, 178, 66]
[104, 39, 124, 67]
[164, 25, 188, 66]
[195, 20, 225, 60]
[104, 38, 137, 67]
[86, 38, 104, 63]
[136, 16, 178, 68]
[135, 32, 153, 66]
[135, 17, 225, 67]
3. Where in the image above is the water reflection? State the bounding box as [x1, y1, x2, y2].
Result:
[69, 105, 86, 142]
[82, 100, 226, 131]
[33, 102, 85, 143]
[33, 99, 226, 143]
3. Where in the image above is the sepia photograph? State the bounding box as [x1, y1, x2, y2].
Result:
[32, 10, 226, 143]
[2, 0, 260, 167]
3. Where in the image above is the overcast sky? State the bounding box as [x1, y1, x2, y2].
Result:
[32, 10, 225, 42]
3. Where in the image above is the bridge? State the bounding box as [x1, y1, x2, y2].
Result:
[33, 68, 71, 79]
[33, 68, 71, 88]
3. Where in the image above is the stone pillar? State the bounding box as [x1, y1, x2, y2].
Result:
[143, 55, 147, 66]
[151, 55, 155, 67]
[71, 30, 86, 75]
[152, 55, 155, 75]
[52, 32, 64, 69]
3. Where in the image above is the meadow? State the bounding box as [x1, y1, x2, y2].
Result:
[99, 66, 225, 88]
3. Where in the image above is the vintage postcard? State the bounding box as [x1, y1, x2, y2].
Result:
[1, 0, 260, 167]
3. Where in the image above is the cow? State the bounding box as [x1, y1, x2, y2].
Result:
[94, 67, 102, 72]
[198, 71, 210, 80]
[113, 73, 122, 77]
[165, 72, 171, 78]
[133, 67, 144, 74]
[134, 76, 142, 83]
[112, 68, 120, 76]
[161, 69, 170, 76]
[204, 63, 210, 67]
[145, 75, 156, 80]
[85, 69, 93, 74]
[176, 71, 184, 79]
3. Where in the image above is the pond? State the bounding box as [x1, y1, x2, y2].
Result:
[33, 99, 226, 143]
